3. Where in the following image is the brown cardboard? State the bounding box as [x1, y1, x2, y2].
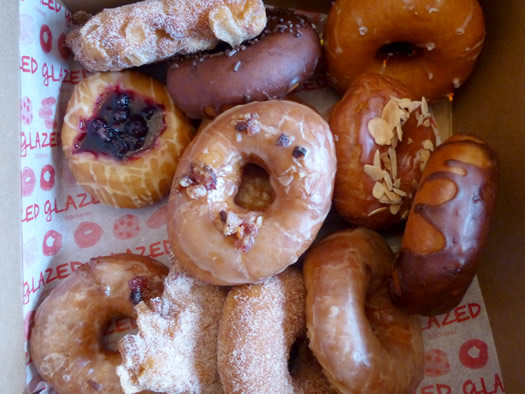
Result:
[0, 0, 26, 392]
[5, 0, 524, 392]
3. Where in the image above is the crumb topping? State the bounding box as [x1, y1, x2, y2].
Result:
[177, 162, 217, 199]
[232, 113, 261, 136]
[219, 210, 262, 252]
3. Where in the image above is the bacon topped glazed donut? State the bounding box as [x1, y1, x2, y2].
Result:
[330, 72, 437, 229]
[168, 100, 336, 285]
[218, 268, 335, 393]
[30, 254, 168, 393]
[324, 0, 486, 100]
[62, 71, 194, 209]
[303, 229, 424, 393]
[167, 8, 322, 119]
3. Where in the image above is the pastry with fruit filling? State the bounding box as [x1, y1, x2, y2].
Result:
[62, 71, 194, 209]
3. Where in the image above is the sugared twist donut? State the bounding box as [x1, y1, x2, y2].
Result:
[303, 229, 424, 393]
[218, 268, 335, 394]
[324, 0, 486, 100]
[167, 8, 322, 119]
[329, 72, 438, 229]
[117, 259, 228, 393]
[62, 71, 194, 209]
[30, 254, 168, 393]
[168, 100, 336, 285]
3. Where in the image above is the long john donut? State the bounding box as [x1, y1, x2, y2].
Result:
[390, 134, 498, 316]
[303, 229, 424, 393]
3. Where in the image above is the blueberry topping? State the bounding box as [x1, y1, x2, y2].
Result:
[126, 116, 148, 138]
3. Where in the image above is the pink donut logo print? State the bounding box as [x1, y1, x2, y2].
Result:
[40, 164, 55, 191]
[424, 349, 450, 377]
[39, 24, 52, 53]
[42, 230, 62, 256]
[39, 97, 57, 130]
[74, 222, 103, 248]
[21, 167, 36, 197]
[146, 205, 168, 229]
[114, 214, 140, 240]
[459, 339, 489, 369]
[21, 97, 33, 125]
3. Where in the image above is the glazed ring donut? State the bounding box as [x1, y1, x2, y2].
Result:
[303, 229, 424, 393]
[117, 262, 228, 393]
[390, 134, 497, 315]
[168, 100, 336, 285]
[30, 254, 168, 393]
[330, 72, 437, 229]
[62, 71, 194, 209]
[218, 268, 335, 394]
[324, 0, 486, 100]
[167, 8, 321, 119]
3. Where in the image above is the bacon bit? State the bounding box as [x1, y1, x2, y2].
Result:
[177, 162, 217, 199]
[219, 210, 260, 252]
[292, 146, 307, 159]
[128, 276, 148, 305]
[275, 133, 291, 147]
[219, 210, 228, 223]
[232, 113, 261, 136]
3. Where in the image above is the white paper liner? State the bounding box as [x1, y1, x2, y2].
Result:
[19, 1, 504, 393]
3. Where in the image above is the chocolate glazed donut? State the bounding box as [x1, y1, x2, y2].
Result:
[390, 135, 497, 316]
[166, 8, 322, 119]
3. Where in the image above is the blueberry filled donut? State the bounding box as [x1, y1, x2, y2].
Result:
[62, 71, 194, 208]
[30, 254, 168, 393]
[168, 100, 336, 285]
[324, 0, 486, 100]
[167, 8, 322, 119]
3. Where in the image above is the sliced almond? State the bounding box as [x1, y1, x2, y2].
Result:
[423, 118, 431, 128]
[384, 187, 402, 204]
[381, 152, 391, 171]
[382, 99, 401, 129]
[388, 147, 398, 179]
[383, 171, 393, 191]
[364, 164, 384, 181]
[401, 210, 410, 219]
[421, 96, 429, 117]
[390, 204, 401, 215]
[368, 207, 388, 217]
[419, 149, 431, 171]
[368, 117, 390, 145]
[396, 123, 403, 142]
[373, 149, 381, 168]
[393, 178, 401, 189]
[393, 187, 407, 197]
[423, 139, 435, 151]
[372, 182, 385, 199]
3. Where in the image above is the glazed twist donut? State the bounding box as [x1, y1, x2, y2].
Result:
[303, 229, 424, 393]
[218, 268, 335, 393]
[30, 254, 168, 393]
[168, 100, 336, 285]
[324, 0, 486, 100]
[390, 134, 498, 315]
[117, 261, 228, 393]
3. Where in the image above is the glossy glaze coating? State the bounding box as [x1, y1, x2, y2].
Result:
[324, 0, 486, 100]
[30, 254, 168, 393]
[168, 100, 336, 285]
[62, 71, 194, 208]
[217, 268, 335, 393]
[390, 134, 498, 315]
[303, 229, 424, 393]
[167, 8, 322, 119]
[330, 73, 437, 229]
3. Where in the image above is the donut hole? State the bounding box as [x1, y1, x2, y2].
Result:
[376, 42, 423, 63]
[234, 163, 275, 211]
[101, 315, 138, 353]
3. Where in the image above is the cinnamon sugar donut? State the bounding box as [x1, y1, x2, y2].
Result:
[62, 71, 194, 208]
[303, 229, 424, 393]
[324, 0, 486, 100]
[30, 254, 168, 393]
[330, 72, 438, 229]
[217, 268, 335, 394]
[117, 261, 228, 393]
[168, 100, 336, 285]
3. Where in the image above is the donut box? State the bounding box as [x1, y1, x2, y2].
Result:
[1, 0, 524, 392]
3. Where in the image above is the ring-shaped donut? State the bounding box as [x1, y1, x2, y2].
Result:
[303, 229, 424, 393]
[61, 71, 194, 208]
[167, 8, 322, 119]
[324, 0, 486, 100]
[217, 268, 335, 393]
[30, 254, 168, 393]
[168, 100, 336, 285]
